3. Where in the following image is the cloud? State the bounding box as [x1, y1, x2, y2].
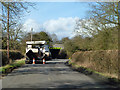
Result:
[22, 19, 42, 32]
[22, 17, 79, 40]
[43, 17, 79, 39]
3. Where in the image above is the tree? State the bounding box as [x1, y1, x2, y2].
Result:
[61, 37, 69, 43]
[87, 2, 119, 50]
[1, 2, 35, 63]
[50, 33, 58, 44]
[2, 32, 7, 49]
[73, 2, 119, 50]
[64, 40, 79, 58]
[75, 2, 119, 37]
[22, 31, 52, 45]
[32, 31, 52, 45]
[88, 2, 119, 25]
[9, 24, 23, 50]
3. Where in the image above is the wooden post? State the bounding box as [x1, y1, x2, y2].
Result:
[31, 28, 33, 41]
[118, 1, 120, 80]
[7, 3, 10, 63]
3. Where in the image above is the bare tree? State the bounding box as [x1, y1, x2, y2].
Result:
[75, 2, 119, 37]
[1, 2, 35, 63]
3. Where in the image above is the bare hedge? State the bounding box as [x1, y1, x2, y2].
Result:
[72, 50, 118, 77]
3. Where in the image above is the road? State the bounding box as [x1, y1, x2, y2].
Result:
[1, 59, 119, 89]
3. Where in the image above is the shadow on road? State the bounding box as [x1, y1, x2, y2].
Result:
[7, 61, 71, 76]
[3, 59, 120, 89]
[11, 79, 118, 89]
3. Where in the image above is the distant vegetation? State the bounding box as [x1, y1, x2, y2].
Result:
[62, 26, 118, 58]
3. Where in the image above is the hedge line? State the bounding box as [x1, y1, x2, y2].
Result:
[1, 50, 24, 66]
[71, 50, 118, 78]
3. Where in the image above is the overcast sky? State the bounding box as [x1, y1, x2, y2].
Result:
[22, 2, 91, 40]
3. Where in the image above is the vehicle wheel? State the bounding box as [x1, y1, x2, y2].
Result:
[25, 61, 30, 64]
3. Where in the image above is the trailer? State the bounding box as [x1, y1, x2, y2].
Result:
[25, 41, 52, 64]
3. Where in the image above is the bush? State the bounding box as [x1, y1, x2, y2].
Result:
[64, 40, 79, 58]
[57, 49, 67, 59]
[1, 50, 24, 66]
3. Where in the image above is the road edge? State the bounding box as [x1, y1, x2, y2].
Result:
[64, 61, 120, 88]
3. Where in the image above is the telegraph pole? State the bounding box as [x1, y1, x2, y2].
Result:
[118, 1, 120, 80]
[7, 3, 10, 63]
[31, 28, 33, 41]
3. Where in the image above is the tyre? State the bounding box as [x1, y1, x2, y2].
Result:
[25, 60, 30, 64]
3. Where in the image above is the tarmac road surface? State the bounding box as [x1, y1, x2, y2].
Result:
[1, 59, 119, 89]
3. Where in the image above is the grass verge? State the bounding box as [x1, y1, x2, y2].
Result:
[0, 58, 25, 78]
[66, 60, 120, 86]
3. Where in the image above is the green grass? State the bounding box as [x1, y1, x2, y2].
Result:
[0, 59, 25, 74]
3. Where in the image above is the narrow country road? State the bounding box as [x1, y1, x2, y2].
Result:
[2, 59, 118, 89]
